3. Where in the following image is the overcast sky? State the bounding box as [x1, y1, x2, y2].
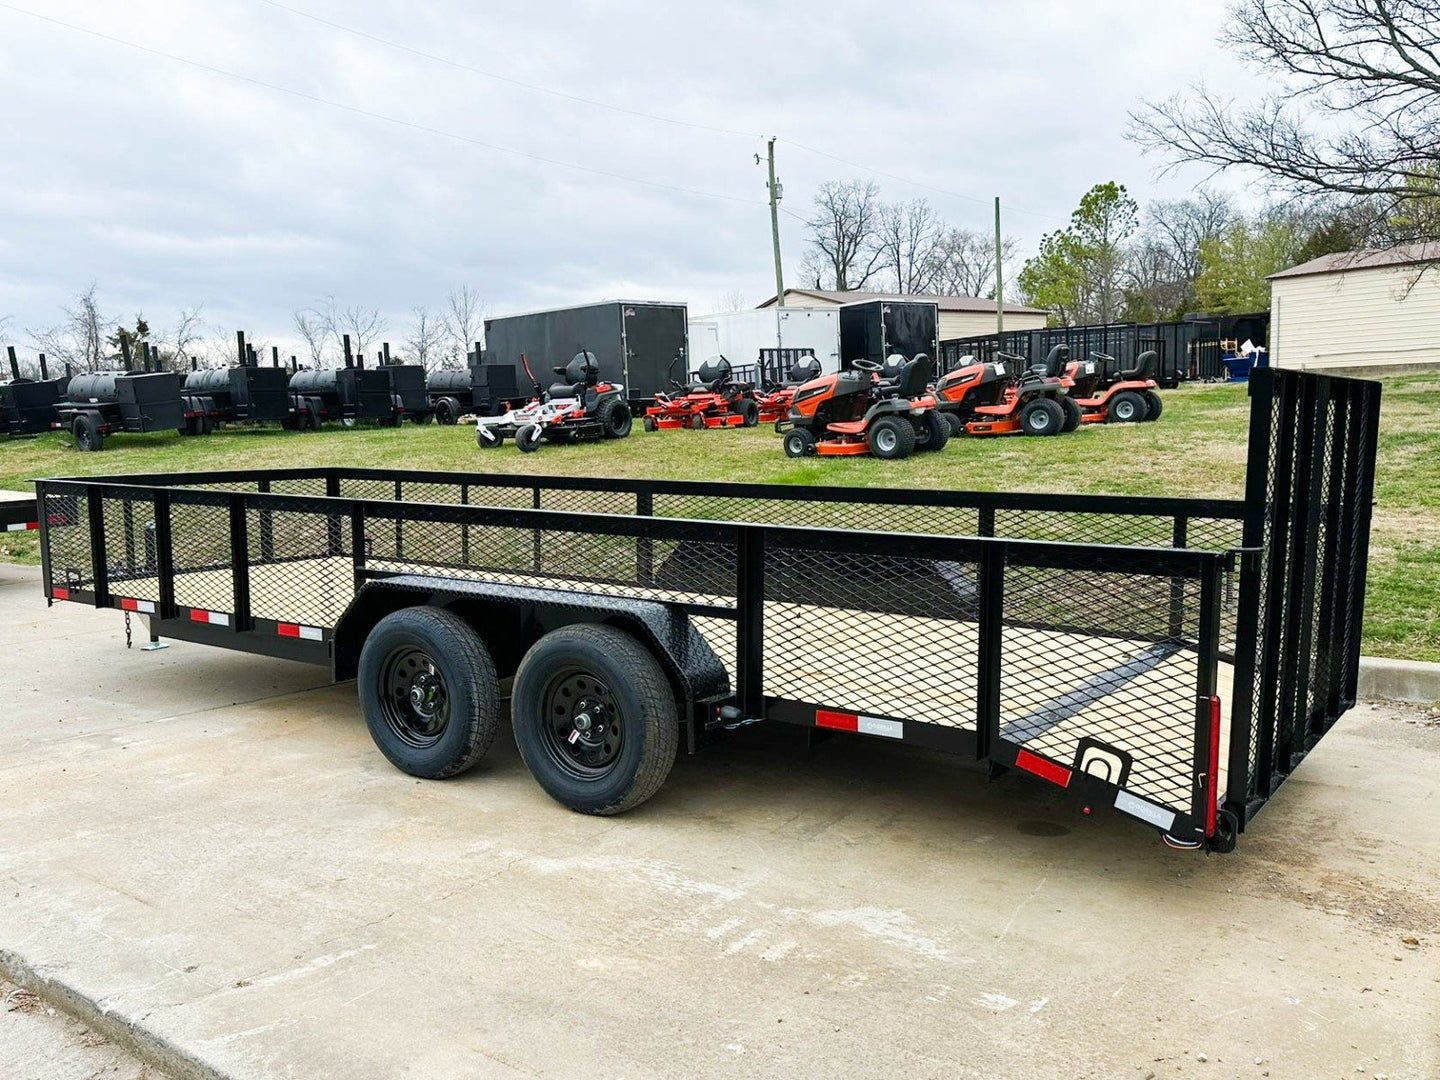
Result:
[0, 0, 1257, 357]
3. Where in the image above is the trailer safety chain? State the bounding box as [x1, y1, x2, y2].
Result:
[124, 609, 132, 649]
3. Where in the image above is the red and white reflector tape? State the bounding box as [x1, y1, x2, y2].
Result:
[277, 622, 324, 641]
[3, 521, 38, 532]
[815, 709, 904, 739]
[1014, 749, 1072, 788]
[118, 597, 156, 614]
[188, 608, 230, 627]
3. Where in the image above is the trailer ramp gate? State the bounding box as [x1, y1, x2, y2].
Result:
[36, 369, 1377, 851]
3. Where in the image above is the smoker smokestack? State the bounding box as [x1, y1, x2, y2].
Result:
[290, 355, 297, 373]
[271, 346, 280, 368]
[6, 346, 18, 382]
[343, 334, 353, 369]
[119, 337, 133, 372]
[236, 330, 247, 368]
[191, 358, 198, 372]
[382, 342, 391, 364]
[39, 352, 49, 381]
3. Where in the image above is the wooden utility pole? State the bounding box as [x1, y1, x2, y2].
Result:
[767, 138, 785, 307]
[994, 196, 1004, 336]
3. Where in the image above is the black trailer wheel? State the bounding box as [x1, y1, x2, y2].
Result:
[181, 416, 197, 437]
[357, 607, 500, 780]
[434, 398, 458, 426]
[1109, 391, 1148, 423]
[688, 413, 706, 430]
[1142, 391, 1164, 421]
[783, 427, 816, 458]
[596, 398, 632, 439]
[1060, 395, 1083, 433]
[477, 426, 504, 449]
[516, 424, 543, 452]
[511, 624, 678, 815]
[307, 405, 323, 431]
[1020, 398, 1065, 436]
[941, 411, 963, 438]
[200, 414, 214, 435]
[914, 410, 949, 452]
[642, 416, 657, 432]
[732, 398, 759, 427]
[868, 416, 915, 459]
[72, 413, 104, 452]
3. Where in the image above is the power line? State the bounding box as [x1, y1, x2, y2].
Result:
[0, 2, 765, 208]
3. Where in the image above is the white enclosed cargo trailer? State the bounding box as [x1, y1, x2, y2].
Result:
[687, 308, 841, 376]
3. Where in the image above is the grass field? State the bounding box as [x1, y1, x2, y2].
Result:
[2, 375, 1437, 662]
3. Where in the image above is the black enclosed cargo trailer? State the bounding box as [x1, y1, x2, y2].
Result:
[839, 299, 939, 369]
[483, 301, 686, 406]
[33, 368, 1378, 852]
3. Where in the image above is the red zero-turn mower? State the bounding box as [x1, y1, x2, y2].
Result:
[1063, 350, 1163, 423]
[933, 349, 1074, 438]
[777, 353, 947, 459]
[754, 354, 823, 424]
[643, 355, 759, 430]
[475, 352, 632, 452]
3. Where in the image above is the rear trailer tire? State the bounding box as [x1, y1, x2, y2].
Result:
[1109, 390, 1148, 423]
[596, 397, 633, 439]
[783, 427, 816, 458]
[1142, 390, 1163, 421]
[867, 416, 915, 459]
[516, 424, 543, 452]
[941, 411, 963, 438]
[358, 607, 500, 780]
[732, 398, 759, 427]
[1020, 398, 1065, 436]
[73, 414, 104, 452]
[1059, 395, 1083, 433]
[915, 410, 949, 452]
[511, 624, 678, 815]
[434, 398, 457, 426]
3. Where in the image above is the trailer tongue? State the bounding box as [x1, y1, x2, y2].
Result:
[32, 368, 1379, 853]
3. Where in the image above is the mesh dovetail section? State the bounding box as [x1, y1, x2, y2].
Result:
[245, 508, 352, 628]
[102, 493, 159, 598]
[999, 556, 1205, 812]
[42, 491, 91, 590]
[169, 501, 234, 614]
[761, 544, 980, 728]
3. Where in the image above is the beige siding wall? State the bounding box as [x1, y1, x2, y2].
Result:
[939, 310, 1049, 340]
[1271, 265, 1440, 370]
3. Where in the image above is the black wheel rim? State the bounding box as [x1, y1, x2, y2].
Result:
[378, 647, 450, 748]
[537, 668, 623, 779]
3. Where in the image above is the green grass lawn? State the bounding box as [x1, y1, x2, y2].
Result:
[3, 375, 1437, 661]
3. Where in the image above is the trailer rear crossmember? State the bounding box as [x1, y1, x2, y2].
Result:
[34, 368, 1379, 852]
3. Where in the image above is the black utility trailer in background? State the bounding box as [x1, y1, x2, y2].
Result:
[839, 299, 940, 369]
[34, 369, 1378, 852]
[287, 335, 394, 427]
[2, 347, 64, 436]
[54, 340, 196, 451]
[427, 358, 521, 425]
[484, 301, 687, 407]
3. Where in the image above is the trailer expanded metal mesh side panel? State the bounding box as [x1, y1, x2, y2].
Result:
[103, 492, 159, 599]
[1229, 368, 1380, 823]
[169, 501, 233, 614]
[246, 505, 353, 628]
[42, 491, 91, 591]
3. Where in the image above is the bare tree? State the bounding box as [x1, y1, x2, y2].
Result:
[162, 305, 206, 370]
[405, 305, 448, 373]
[931, 228, 1021, 298]
[804, 180, 885, 291]
[293, 303, 332, 368]
[29, 283, 111, 372]
[1130, 0, 1440, 238]
[443, 286, 485, 365]
[713, 289, 750, 313]
[872, 199, 945, 293]
[335, 305, 387, 361]
[1124, 192, 1236, 318]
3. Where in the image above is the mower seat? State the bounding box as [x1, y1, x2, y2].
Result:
[785, 355, 822, 386]
[1031, 345, 1070, 380]
[876, 354, 934, 399]
[548, 350, 600, 399]
[687, 357, 732, 393]
[1116, 350, 1158, 382]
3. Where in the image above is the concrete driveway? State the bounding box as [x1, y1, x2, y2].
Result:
[0, 562, 1436, 1079]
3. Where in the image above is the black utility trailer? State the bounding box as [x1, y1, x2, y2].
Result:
[54, 340, 201, 451]
[1, 488, 40, 535]
[34, 368, 1378, 852]
[839, 299, 939, 369]
[2, 347, 64, 436]
[484, 301, 687, 407]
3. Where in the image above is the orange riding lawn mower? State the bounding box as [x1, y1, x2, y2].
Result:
[754, 354, 823, 424]
[932, 347, 1079, 438]
[643, 355, 759, 430]
[475, 351, 632, 452]
[1060, 348, 1164, 424]
[776, 354, 947, 459]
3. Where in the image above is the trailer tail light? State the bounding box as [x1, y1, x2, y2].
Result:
[118, 597, 156, 614]
[188, 608, 230, 627]
[51, 587, 70, 601]
[1205, 694, 1222, 837]
[1015, 749, 1072, 789]
[3, 521, 38, 532]
[277, 622, 324, 641]
[815, 709, 903, 739]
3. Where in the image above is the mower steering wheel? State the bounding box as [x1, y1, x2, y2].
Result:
[851, 359, 881, 372]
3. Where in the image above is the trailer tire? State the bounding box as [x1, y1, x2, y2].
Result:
[1020, 398, 1065, 436]
[516, 424, 543, 452]
[941, 411, 963, 438]
[307, 404, 324, 431]
[200, 413, 214, 436]
[732, 398, 759, 427]
[914, 410, 949, 452]
[783, 427, 816, 458]
[1109, 391, 1147, 423]
[357, 607, 500, 780]
[72, 414, 104, 452]
[868, 416, 915, 459]
[1060, 395, 1083, 433]
[434, 398, 459, 426]
[511, 624, 678, 815]
[1142, 391, 1163, 421]
[596, 398, 632, 439]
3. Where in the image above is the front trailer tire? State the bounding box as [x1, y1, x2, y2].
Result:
[357, 607, 500, 780]
[72, 414, 104, 452]
[511, 623, 678, 815]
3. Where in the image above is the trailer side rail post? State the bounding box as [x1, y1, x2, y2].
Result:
[257, 478, 275, 563]
[1277, 375, 1324, 774]
[636, 489, 655, 586]
[349, 503, 367, 594]
[324, 475, 342, 558]
[531, 486, 542, 574]
[393, 479, 403, 559]
[1255, 373, 1299, 799]
[459, 482, 471, 566]
[1190, 557, 1224, 836]
[1342, 382, 1382, 706]
[1168, 515, 1189, 641]
[974, 540, 1006, 761]
[152, 489, 175, 620]
[735, 525, 765, 718]
[228, 492, 252, 631]
[85, 485, 109, 607]
[37, 482, 53, 598]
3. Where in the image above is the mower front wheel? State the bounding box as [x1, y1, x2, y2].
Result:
[1060, 396, 1083, 433]
[596, 398, 633, 439]
[642, 416, 658, 432]
[1142, 391, 1163, 421]
[477, 426, 505, 450]
[1020, 398, 1065, 436]
[868, 416, 915, 460]
[940, 411, 963, 438]
[915, 411, 949, 452]
[1109, 391, 1148, 423]
[783, 428, 817, 458]
[516, 424, 544, 452]
[732, 398, 759, 427]
[689, 413, 706, 431]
